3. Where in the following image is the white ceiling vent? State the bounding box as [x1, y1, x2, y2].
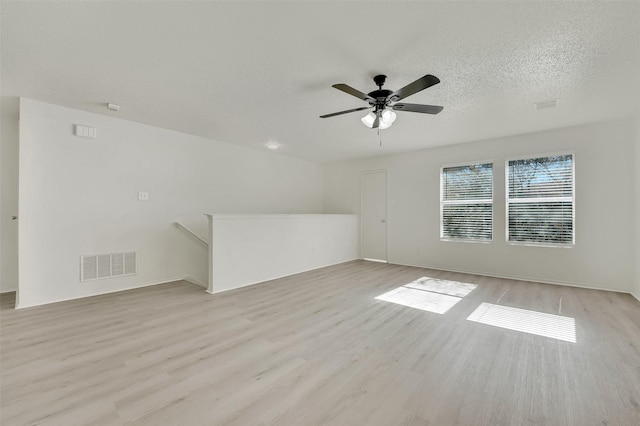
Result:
[81, 252, 137, 282]
[534, 99, 558, 110]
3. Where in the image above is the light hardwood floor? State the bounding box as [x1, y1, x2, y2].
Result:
[1, 260, 639, 425]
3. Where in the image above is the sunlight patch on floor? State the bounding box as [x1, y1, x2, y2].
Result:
[467, 302, 577, 343]
[404, 277, 477, 298]
[375, 277, 478, 314]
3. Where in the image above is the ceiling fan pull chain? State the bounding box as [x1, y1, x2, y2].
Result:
[379, 128, 382, 147]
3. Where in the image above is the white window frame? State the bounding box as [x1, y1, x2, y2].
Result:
[440, 160, 494, 243]
[505, 151, 575, 247]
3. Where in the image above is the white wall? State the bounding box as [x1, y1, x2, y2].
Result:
[207, 214, 358, 293]
[18, 98, 324, 308]
[325, 119, 636, 292]
[634, 116, 640, 301]
[0, 97, 19, 293]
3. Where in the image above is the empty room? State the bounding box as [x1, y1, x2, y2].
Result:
[1, 1, 639, 425]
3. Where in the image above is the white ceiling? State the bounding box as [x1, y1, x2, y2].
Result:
[2, 1, 639, 163]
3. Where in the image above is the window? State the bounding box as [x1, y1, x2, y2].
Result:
[441, 162, 493, 241]
[506, 153, 574, 245]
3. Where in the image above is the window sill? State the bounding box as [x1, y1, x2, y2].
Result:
[507, 241, 574, 249]
[440, 238, 493, 244]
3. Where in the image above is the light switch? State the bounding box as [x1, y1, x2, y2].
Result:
[138, 191, 149, 201]
[74, 124, 97, 139]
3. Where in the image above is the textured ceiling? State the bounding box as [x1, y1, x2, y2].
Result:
[2, 1, 639, 163]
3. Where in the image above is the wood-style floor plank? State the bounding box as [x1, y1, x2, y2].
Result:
[1, 260, 639, 425]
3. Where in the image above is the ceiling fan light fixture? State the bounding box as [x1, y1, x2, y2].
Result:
[379, 120, 392, 130]
[381, 109, 396, 125]
[361, 111, 376, 128]
[362, 109, 396, 129]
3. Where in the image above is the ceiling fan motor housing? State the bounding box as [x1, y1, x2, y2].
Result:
[368, 89, 393, 103]
[369, 75, 392, 108]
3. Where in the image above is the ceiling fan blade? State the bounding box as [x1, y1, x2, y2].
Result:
[319, 106, 372, 118]
[388, 75, 440, 102]
[372, 111, 380, 129]
[332, 84, 375, 103]
[392, 103, 444, 114]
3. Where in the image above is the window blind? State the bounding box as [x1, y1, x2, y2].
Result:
[441, 163, 493, 241]
[507, 154, 574, 245]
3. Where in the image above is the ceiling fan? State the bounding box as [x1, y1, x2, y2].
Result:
[320, 74, 443, 129]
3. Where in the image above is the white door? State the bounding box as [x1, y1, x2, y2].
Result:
[361, 171, 387, 262]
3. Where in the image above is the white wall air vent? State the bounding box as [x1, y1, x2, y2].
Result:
[111, 253, 124, 276]
[81, 252, 137, 282]
[82, 255, 98, 281]
[97, 254, 111, 279]
[124, 252, 136, 275]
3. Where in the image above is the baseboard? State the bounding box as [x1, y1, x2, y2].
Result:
[388, 260, 632, 294]
[15, 276, 201, 309]
[206, 257, 359, 295]
[14, 263, 636, 307]
[182, 276, 207, 289]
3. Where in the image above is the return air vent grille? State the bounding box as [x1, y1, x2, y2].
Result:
[97, 254, 111, 279]
[124, 252, 136, 275]
[81, 252, 137, 282]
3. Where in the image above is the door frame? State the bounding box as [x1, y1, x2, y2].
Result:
[360, 169, 389, 262]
